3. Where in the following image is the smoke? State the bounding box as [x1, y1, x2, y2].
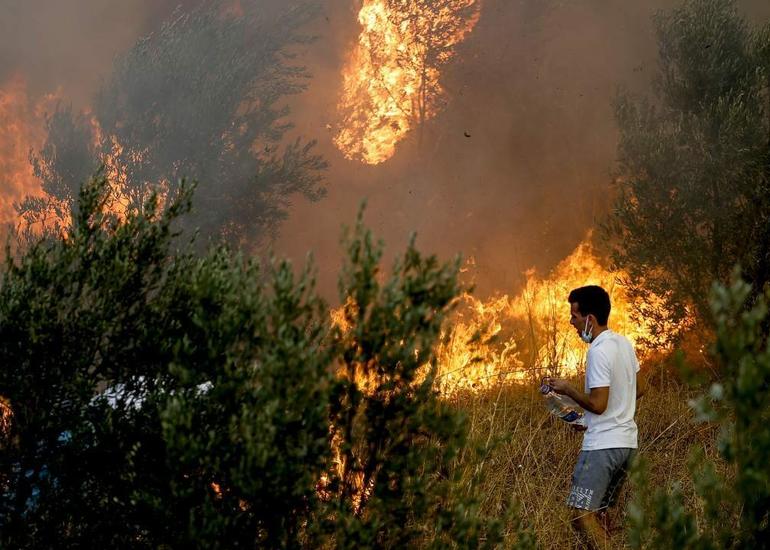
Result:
[0, 0, 201, 227]
[276, 0, 770, 300]
[2, 0, 325, 243]
[0, 0, 199, 105]
[1, 0, 768, 299]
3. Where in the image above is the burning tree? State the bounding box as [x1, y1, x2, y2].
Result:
[607, 0, 770, 340]
[22, 0, 327, 246]
[335, 0, 480, 164]
[15, 106, 97, 239]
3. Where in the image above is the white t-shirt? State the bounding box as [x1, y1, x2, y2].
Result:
[581, 329, 640, 451]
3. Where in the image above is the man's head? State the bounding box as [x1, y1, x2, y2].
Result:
[568, 285, 610, 341]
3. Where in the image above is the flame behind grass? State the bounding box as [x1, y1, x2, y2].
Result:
[332, 237, 679, 396]
[435, 237, 675, 395]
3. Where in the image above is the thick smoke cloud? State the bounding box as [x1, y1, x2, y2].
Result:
[277, 0, 770, 299]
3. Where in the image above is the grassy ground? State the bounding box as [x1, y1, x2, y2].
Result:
[447, 368, 725, 548]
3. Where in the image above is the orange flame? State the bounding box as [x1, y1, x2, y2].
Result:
[0, 76, 56, 226]
[333, 237, 678, 396]
[87, 113, 161, 224]
[434, 238, 678, 394]
[0, 78, 149, 237]
[335, 0, 480, 164]
[0, 396, 12, 442]
[434, 294, 523, 394]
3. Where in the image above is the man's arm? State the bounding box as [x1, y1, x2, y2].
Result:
[549, 379, 609, 415]
[636, 369, 647, 399]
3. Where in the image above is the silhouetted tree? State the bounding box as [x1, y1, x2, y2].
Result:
[23, 0, 327, 246]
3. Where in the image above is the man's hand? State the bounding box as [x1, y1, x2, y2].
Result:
[547, 377, 571, 395]
[546, 377, 609, 415]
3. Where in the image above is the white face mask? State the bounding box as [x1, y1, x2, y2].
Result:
[580, 317, 593, 344]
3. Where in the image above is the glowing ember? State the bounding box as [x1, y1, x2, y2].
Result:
[0, 397, 11, 440]
[335, 0, 481, 164]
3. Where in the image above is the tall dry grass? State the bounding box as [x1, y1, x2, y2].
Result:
[446, 367, 725, 548]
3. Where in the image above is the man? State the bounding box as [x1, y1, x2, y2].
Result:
[548, 285, 644, 550]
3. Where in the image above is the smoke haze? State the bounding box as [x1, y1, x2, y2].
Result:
[1, 0, 769, 300]
[277, 0, 770, 299]
[0, 0, 200, 104]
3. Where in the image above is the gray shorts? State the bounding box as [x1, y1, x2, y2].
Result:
[566, 448, 636, 511]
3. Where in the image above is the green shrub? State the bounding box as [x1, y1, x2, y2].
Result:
[607, 0, 770, 343]
[628, 271, 770, 549]
[322, 210, 517, 549]
[0, 176, 517, 548]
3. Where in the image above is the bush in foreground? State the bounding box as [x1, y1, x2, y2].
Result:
[0, 176, 517, 548]
[628, 272, 770, 548]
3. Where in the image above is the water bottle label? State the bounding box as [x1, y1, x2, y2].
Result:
[561, 410, 580, 423]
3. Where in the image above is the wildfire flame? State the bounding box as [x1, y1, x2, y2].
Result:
[0, 397, 12, 442]
[435, 238, 670, 394]
[0, 76, 150, 237]
[434, 293, 523, 394]
[335, 0, 480, 164]
[0, 75, 57, 227]
[86, 111, 165, 224]
[333, 237, 675, 396]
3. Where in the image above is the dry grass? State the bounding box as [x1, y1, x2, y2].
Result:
[447, 368, 725, 548]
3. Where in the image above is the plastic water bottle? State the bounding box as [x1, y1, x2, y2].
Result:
[539, 382, 586, 426]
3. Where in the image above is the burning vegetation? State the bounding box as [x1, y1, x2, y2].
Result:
[0, 0, 769, 547]
[335, 0, 480, 164]
[0, 76, 53, 226]
[0, 0, 693, 400]
[8, 0, 326, 246]
[334, 236, 678, 396]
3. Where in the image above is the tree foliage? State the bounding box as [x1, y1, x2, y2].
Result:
[324, 210, 522, 548]
[23, 0, 327, 246]
[606, 0, 770, 340]
[627, 271, 770, 549]
[0, 176, 517, 548]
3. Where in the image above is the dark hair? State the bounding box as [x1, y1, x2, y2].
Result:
[568, 285, 611, 325]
